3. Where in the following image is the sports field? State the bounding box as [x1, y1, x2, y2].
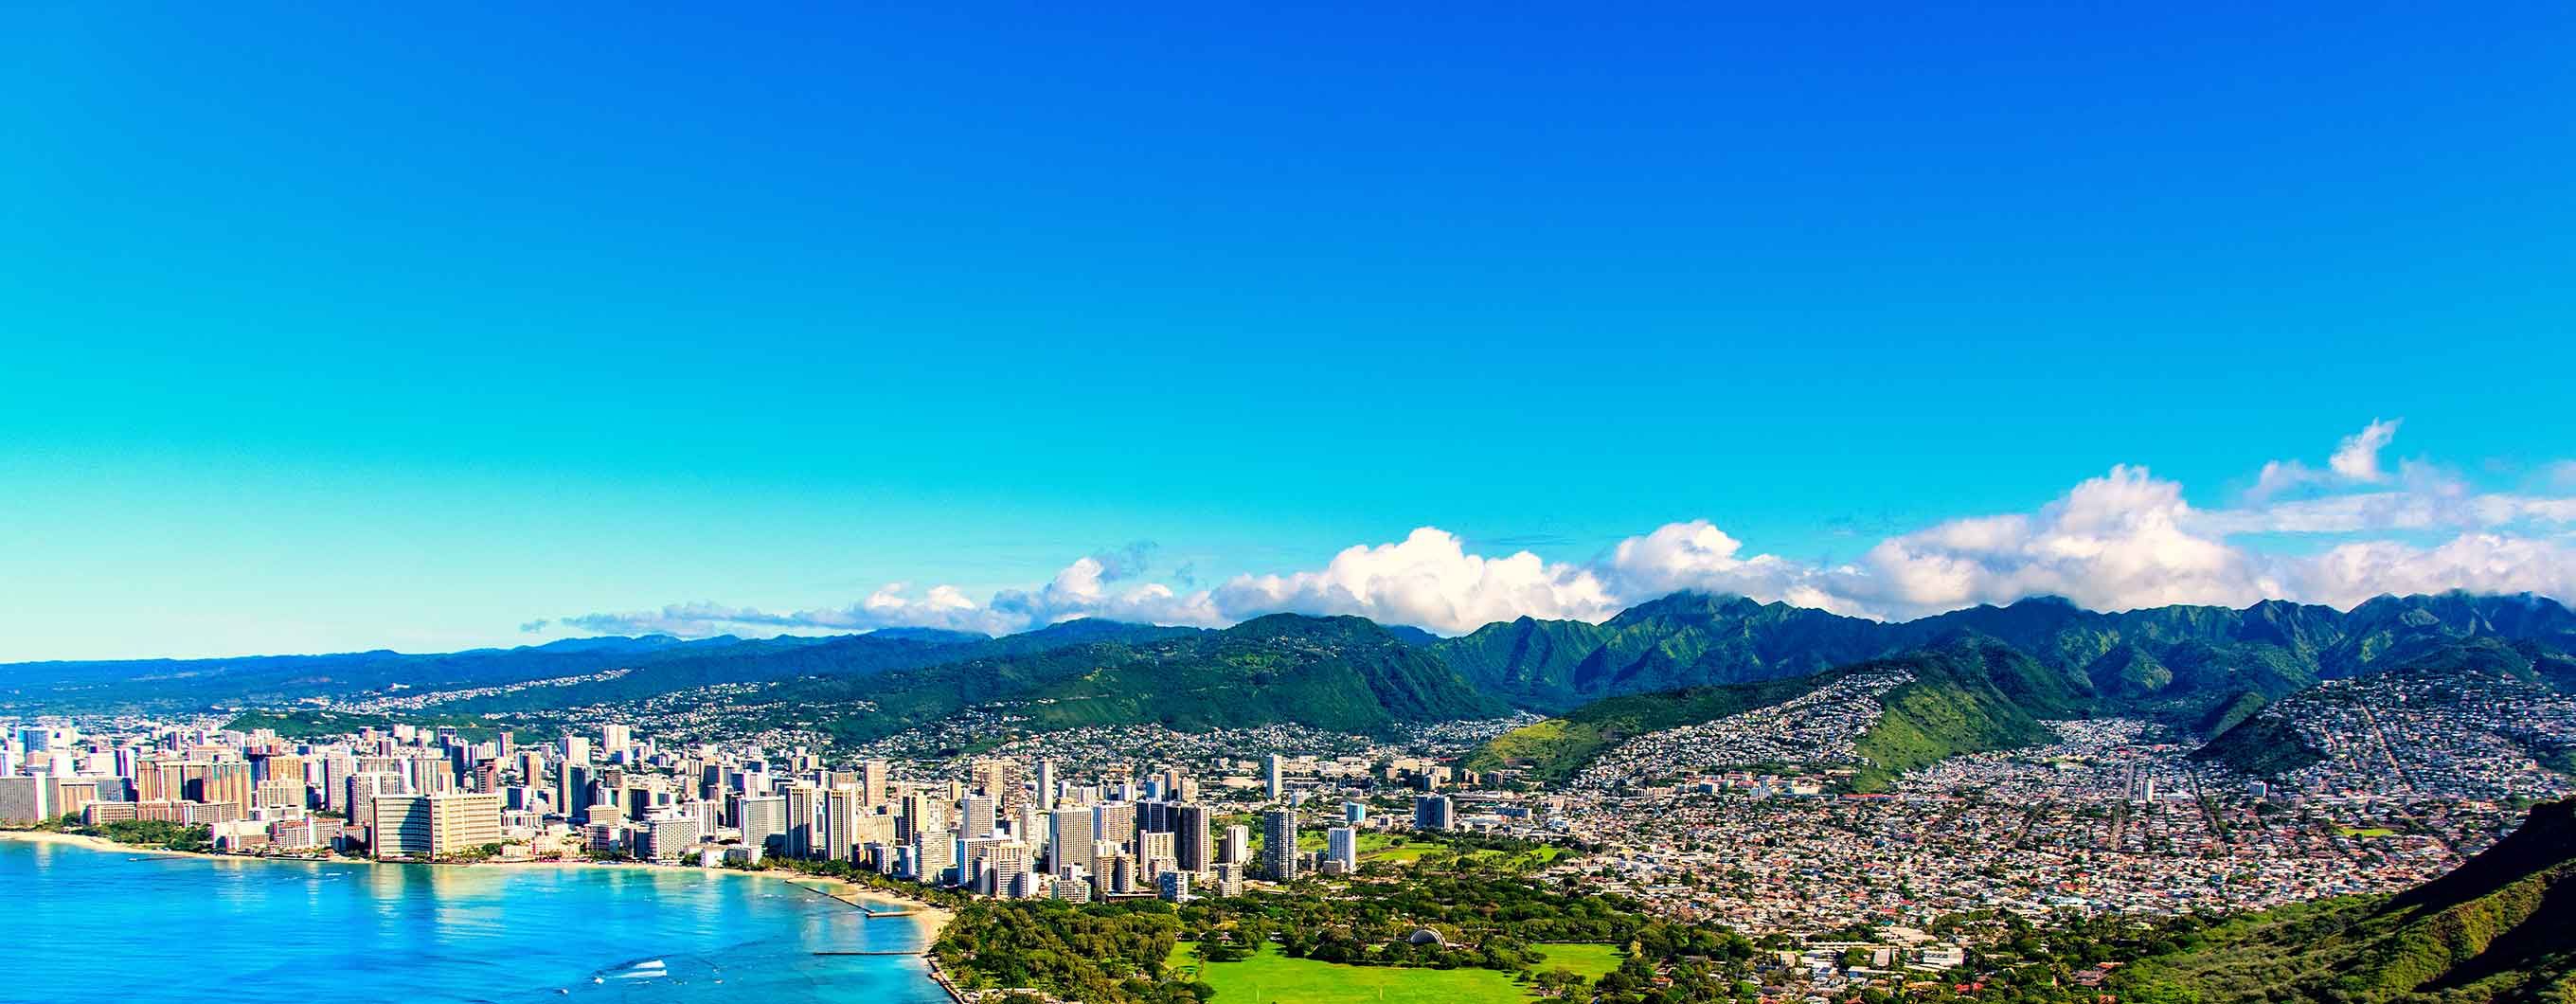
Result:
[1530, 942, 1625, 980]
[1168, 941, 1626, 1003]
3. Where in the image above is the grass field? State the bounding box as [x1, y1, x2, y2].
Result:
[1289, 830, 1446, 864]
[1530, 942, 1625, 980]
[1171, 943, 1535, 1004]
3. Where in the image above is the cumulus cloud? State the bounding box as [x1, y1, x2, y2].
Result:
[2248, 419, 2404, 501]
[533, 423, 2576, 639]
[1600, 521, 1837, 611]
[1211, 528, 1622, 633]
[2330, 419, 2402, 481]
[1838, 466, 2281, 618]
[2291, 534, 2576, 610]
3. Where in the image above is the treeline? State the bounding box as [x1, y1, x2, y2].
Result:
[88, 818, 216, 852]
[933, 899, 1204, 1004]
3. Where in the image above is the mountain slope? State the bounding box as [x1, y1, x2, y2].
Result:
[2121, 798, 2576, 1003]
[1429, 617, 1616, 711]
[438, 619, 1206, 714]
[767, 614, 1505, 744]
[1467, 634, 2087, 787]
[1845, 635, 2084, 789]
[2192, 637, 2576, 779]
[1573, 593, 1888, 697]
[1461, 672, 1847, 781]
[0, 634, 775, 714]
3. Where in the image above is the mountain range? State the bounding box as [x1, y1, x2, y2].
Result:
[9, 591, 2573, 780]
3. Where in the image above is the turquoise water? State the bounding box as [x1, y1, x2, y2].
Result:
[10, 838, 950, 1003]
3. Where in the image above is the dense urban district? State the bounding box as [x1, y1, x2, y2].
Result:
[9, 589, 2576, 1004]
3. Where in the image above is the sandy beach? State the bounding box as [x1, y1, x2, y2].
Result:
[0, 828, 199, 858]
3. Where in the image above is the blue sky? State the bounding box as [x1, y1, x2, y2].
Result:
[5, 5, 2573, 658]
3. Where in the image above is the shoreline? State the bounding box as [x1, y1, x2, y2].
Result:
[2, 828, 955, 946]
[0, 828, 202, 858]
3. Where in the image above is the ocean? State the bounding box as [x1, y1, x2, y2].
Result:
[9, 837, 952, 1004]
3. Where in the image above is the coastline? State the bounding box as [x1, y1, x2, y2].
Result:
[0, 828, 199, 858]
[1, 828, 954, 942]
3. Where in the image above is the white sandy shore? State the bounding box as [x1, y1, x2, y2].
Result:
[0, 828, 198, 858]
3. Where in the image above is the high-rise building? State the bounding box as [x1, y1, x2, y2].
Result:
[254, 779, 302, 810]
[962, 796, 997, 839]
[785, 785, 821, 858]
[1093, 800, 1137, 850]
[0, 777, 50, 824]
[741, 795, 788, 852]
[321, 753, 356, 814]
[824, 788, 861, 861]
[1326, 826, 1357, 873]
[1033, 760, 1055, 811]
[910, 831, 956, 885]
[371, 794, 435, 858]
[1173, 802, 1212, 872]
[1263, 754, 1285, 798]
[897, 791, 938, 844]
[1258, 808, 1297, 882]
[1220, 824, 1251, 866]
[859, 760, 889, 807]
[345, 771, 405, 841]
[560, 762, 593, 823]
[599, 724, 632, 760]
[370, 792, 501, 859]
[641, 814, 699, 863]
[1413, 795, 1453, 832]
[972, 761, 1011, 800]
[1048, 806, 1095, 877]
[991, 842, 1034, 898]
[1343, 800, 1368, 825]
[204, 760, 254, 813]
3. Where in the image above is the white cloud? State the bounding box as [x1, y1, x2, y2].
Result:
[2290, 534, 2576, 610]
[542, 425, 2576, 638]
[1601, 521, 1816, 603]
[2247, 419, 2403, 502]
[1832, 466, 2280, 618]
[1208, 528, 1621, 634]
[2330, 418, 2402, 481]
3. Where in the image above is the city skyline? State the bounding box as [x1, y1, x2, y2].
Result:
[12, 7, 2576, 1004]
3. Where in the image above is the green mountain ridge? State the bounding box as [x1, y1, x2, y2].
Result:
[42, 590, 2576, 757]
[2120, 798, 2576, 1003]
[1467, 634, 2082, 789]
[1439, 592, 2576, 735]
[761, 613, 1506, 744]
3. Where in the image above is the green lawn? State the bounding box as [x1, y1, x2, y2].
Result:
[1366, 843, 1441, 864]
[1289, 831, 1444, 865]
[1170, 942, 1537, 1004]
[1530, 942, 1625, 980]
[1459, 845, 1571, 870]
